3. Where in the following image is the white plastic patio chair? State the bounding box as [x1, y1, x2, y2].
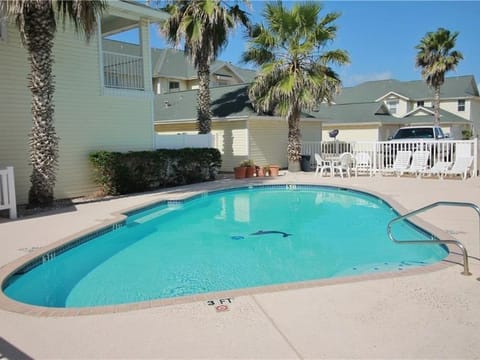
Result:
[332, 152, 354, 178]
[403, 150, 430, 176]
[382, 150, 412, 176]
[442, 156, 473, 180]
[353, 152, 372, 177]
[314, 153, 332, 177]
[421, 161, 452, 178]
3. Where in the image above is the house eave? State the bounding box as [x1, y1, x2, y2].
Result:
[113, 1, 169, 22]
[375, 91, 411, 102]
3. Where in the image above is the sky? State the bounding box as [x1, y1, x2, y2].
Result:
[112, 1, 480, 87]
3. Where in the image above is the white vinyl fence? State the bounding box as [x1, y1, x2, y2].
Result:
[302, 138, 478, 176]
[154, 133, 216, 149]
[0, 166, 17, 219]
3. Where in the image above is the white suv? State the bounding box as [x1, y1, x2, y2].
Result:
[389, 126, 447, 141]
[386, 126, 451, 165]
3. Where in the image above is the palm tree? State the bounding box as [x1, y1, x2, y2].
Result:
[415, 28, 463, 125]
[1, 0, 107, 207]
[242, 1, 349, 171]
[161, 0, 250, 134]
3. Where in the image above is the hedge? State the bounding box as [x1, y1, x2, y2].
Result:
[89, 148, 222, 196]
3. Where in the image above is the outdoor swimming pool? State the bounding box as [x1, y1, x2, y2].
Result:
[2, 185, 448, 308]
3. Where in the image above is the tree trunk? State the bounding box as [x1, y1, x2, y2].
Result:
[25, 2, 59, 206]
[197, 62, 212, 134]
[287, 105, 301, 172]
[434, 85, 441, 126]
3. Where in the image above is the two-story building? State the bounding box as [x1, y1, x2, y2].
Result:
[102, 39, 256, 94]
[0, 1, 168, 204]
[314, 76, 480, 142]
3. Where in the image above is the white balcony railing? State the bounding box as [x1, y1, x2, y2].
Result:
[103, 51, 144, 91]
[302, 138, 478, 176]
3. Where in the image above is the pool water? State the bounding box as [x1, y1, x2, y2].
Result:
[3, 185, 448, 308]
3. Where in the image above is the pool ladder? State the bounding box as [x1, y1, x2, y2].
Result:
[387, 201, 480, 279]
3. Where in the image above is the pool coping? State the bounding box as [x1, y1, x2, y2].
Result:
[0, 182, 465, 317]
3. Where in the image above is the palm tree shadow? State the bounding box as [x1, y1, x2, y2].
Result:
[211, 86, 253, 117]
[0, 337, 34, 360]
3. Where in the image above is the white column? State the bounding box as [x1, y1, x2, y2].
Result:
[139, 19, 153, 93]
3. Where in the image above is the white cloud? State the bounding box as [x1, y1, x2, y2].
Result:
[343, 72, 393, 87]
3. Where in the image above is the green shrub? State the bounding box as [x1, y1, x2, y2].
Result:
[89, 148, 222, 196]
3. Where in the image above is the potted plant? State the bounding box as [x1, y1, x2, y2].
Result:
[241, 159, 256, 178]
[234, 162, 247, 179]
[269, 164, 280, 176]
[256, 165, 264, 177]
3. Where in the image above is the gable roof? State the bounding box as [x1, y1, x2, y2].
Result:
[335, 75, 479, 104]
[310, 102, 399, 125]
[154, 84, 316, 123]
[308, 75, 477, 126]
[155, 84, 254, 122]
[392, 109, 469, 125]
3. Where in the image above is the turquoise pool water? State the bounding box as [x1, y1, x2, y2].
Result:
[3, 185, 448, 308]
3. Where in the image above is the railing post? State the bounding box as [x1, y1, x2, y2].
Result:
[474, 138, 478, 177]
[6, 166, 17, 219]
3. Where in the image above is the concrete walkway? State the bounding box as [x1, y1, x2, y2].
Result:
[0, 173, 479, 359]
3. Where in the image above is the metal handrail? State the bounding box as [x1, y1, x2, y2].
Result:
[387, 201, 480, 277]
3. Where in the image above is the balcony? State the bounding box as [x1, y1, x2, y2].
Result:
[103, 51, 144, 91]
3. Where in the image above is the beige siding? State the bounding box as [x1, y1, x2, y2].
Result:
[441, 99, 470, 120]
[0, 27, 31, 205]
[215, 122, 248, 171]
[322, 125, 380, 142]
[470, 98, 480, 137]
[301, 121, 323, 142]
[155, 77, 190, 94]
[155, 120, 248, 171]
[0, 22, 153, 204]
[383, 95, 408, 117]
[396, 98, 409, 116]
[211, 66, 242, 86]
[379, 125, 400, 141]
[248, 120, 288, 168]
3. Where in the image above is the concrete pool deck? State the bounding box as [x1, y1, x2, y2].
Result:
[0, 172, 479, 359]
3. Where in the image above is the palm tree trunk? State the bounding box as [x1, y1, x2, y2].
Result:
[434, 85, 441, 126]
[25, 2, 59, 206]
[197, 62, 212, 134]
[287, 105, 301, 172]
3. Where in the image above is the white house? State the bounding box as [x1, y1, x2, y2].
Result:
[314, 76, 480, 142]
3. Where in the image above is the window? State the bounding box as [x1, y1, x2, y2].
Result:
[434, 127, 445, 139]
[386, 99, 399, 114]
[416, 101, 424, 107]
[458, 99, 465, 112]
[168, 81, 180, 92]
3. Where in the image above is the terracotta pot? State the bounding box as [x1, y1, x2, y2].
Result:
[256, 166, 264, 177]
[245, 166, 256, 178]
[234, 166, 247, 179]
[269, 165, 280, 176]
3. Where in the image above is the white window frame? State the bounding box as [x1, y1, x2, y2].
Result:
[386, 99, 399, 114]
